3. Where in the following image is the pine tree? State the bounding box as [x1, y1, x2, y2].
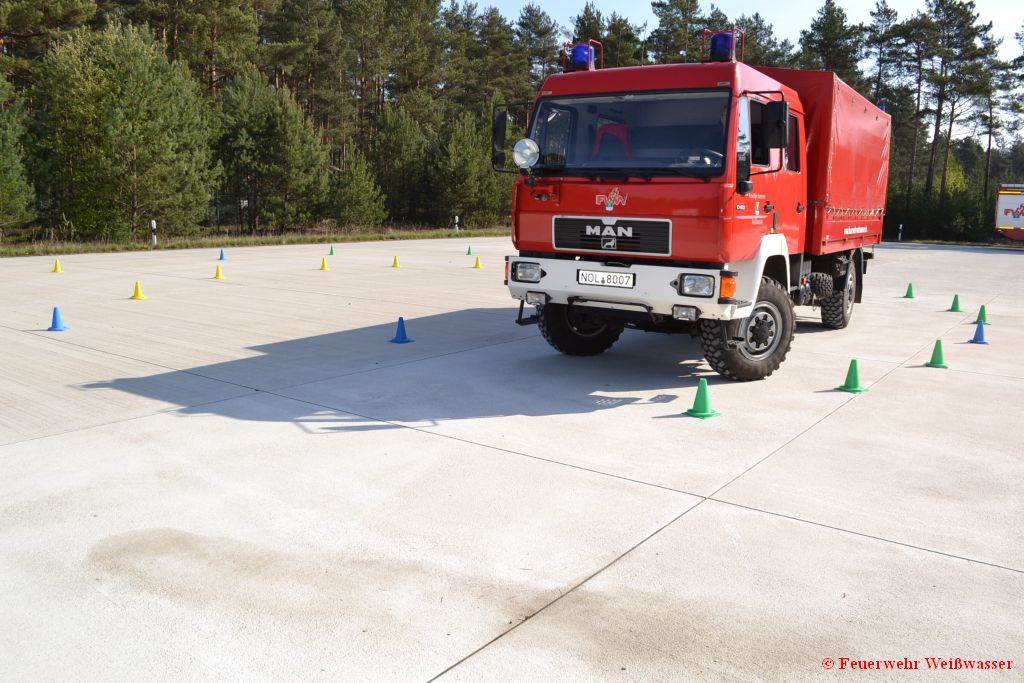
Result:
[798, 0, 865, 91]
[218, 67, 327, 231]
[649, 0, 702, 63]
[440, 113, 507, 228]
[338, 0, 391, 144]
[923, 0, 990, 203]
[263, 0, 350, 158]
[31, 24, 216, 239]
[604, 13, 644, 68]
[571, 2, 603, 44]
[866, 1, 900, 101]
[108, 0, 277, 98]
[515, 4, 561, 88]
[0, 79, 34, 230]
[734, 13, 794, 67]
[0, 0, 97, 88]
[327, 147, 387, 227]
[894, 12, 936, 211]
[371, 104, 429, 222]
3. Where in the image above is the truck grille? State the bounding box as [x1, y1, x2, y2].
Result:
[553, 217, 671, 255]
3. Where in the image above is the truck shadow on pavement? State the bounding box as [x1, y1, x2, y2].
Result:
[84, 308, 727, 431]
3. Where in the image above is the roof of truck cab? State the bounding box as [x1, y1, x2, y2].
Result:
[538, 61, 801, 108]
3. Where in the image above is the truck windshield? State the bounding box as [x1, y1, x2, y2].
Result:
[529, 90, 729, 178]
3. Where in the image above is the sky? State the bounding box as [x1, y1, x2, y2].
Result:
[489, 0, 1024, 62]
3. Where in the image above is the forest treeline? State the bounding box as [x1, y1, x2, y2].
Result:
[0, 0, 1022, 242]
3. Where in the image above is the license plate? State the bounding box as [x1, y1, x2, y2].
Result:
[577, 269, 635, 288]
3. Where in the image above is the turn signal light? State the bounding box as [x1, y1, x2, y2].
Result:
[720, 274, 737, 299]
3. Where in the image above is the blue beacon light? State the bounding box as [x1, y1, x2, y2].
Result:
[709, 32, 735, 62]
[571, 44, 594, 71]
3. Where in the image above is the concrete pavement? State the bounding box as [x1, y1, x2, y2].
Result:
[1, 239, 1021, 680]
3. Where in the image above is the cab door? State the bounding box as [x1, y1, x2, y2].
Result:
[735, 96, 806, 257]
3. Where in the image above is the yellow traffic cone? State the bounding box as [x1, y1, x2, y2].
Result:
[320, 257, 331, 271]
[52, 258, 63, 273]
[130, 281, 147, 300]
[392, 256, 401, 269]
[472, 256, 483, 269]
[213, 265, 225, 280]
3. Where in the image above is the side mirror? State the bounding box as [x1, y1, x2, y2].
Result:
[492, 110, 508, 170]
[737, 180, 753, 195]
[764, 101, 789, 149]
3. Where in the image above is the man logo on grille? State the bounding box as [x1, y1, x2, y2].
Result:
[601, 237, 617, 250]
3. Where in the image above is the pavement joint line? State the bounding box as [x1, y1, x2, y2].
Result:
[430, 493, 1024, 680]
[425, 497, 710, 682]
[78, 263, 501, 313]
[707, 499, 1024, 575]
[706, 394, 859, 501]
[258, 387, 707, 499]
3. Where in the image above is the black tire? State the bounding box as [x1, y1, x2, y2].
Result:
[699, 277, 796, 381]
[821, 265, 856, 329]
[538, 303, 624, 356]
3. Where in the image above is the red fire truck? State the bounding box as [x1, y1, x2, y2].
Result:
[493, 32, 891, 380]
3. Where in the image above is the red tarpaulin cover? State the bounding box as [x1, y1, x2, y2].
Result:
[759, 68, 891, 255]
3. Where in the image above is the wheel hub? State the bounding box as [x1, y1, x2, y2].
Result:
[738, 302, 783, 361]
[747, 312, 775, 348]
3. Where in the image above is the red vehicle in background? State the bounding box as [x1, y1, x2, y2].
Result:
[493, 31, 891, 380]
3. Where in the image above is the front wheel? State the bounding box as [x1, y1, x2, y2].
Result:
[699, 277, 796, 381]
[538, 303, 624, 356]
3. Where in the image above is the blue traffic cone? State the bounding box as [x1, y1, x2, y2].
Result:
[390, 317, 413, 344]
[218, 249, 226, 261]
[968, 319, 989, 345]
[48, 306, 68, 331]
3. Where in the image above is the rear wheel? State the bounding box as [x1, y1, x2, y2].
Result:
[538, 303, 624, 356]
[821, 265, 856, 329]
[699, 277, 795, 381]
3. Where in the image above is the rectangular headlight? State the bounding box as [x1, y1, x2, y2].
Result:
[513, 262, 543, 283]
[681, 274, 715, 297]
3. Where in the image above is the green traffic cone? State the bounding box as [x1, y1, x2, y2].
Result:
[685, 378, 720, 419]
[837, 359, 868, 393]
[948, 294, 961, 312]
[904, 282, 915, 299]
[329, 244, 335, 256]
[975, 304, 988, 325]
[925, 339, 949, 369]
[466, 245, 473, 256]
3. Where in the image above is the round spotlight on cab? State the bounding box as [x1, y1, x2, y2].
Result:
[512, 138, 540, 169]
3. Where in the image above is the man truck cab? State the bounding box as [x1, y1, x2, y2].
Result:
[494, 31, 890, 380]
